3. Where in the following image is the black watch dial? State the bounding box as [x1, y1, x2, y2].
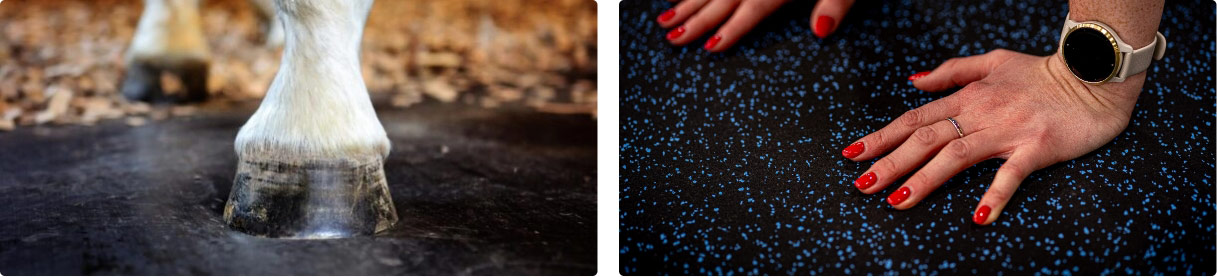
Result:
[1062, 27, 1119, 83]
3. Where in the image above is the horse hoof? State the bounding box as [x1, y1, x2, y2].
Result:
[120, 59, 210, 103]
[222, 155, 398, 239]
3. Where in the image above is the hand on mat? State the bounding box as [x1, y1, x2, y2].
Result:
[656, 0, 856, 52]
[841, 49, 1145, 225]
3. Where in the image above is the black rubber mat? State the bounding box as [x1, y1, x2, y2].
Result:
[619, 0, 1215, 275]
[0, 101, 597, 275]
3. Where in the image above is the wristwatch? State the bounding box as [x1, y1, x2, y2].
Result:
[1059, 14, 1167, 84]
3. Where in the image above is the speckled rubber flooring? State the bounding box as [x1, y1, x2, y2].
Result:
[619, 0, 1215, 275]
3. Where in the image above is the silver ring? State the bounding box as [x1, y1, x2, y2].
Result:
[946, 117, 964, 138]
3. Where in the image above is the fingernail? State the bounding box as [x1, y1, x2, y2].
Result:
[704, 35, 721, 50]
[657, 9, 676, 23]
[854, 172, 876, 190]
[887, 187, 911, 206]
[814, 16, 835, 38]
[973, 205, 991, 225]
[908, 71, 931, 82]
[666, 26, 685, 40]
[841, 142, 864, 159]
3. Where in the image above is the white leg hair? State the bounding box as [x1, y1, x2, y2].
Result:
[123, 0, 211, 102]
[248, 0, 285, 47]
[126, 0, 209, 65]
[234, 0, 387, 160]
[224, 0, 394, 238]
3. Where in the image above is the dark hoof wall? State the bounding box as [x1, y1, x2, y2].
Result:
[121, 59, 210, 103]
[223, 156, 398, 239]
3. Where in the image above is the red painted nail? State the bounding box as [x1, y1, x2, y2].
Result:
[887, 187, 911, 206]
[814, 16, 835, 38]
[704, 35, 721, 50]
[658, 9, 676, 23]
[841, 142, 864, 159]
[973, 205, 991, 225]
[854, 172, 876, 190]
[666, 26, 685, 40]
[908, 71, 931, 82]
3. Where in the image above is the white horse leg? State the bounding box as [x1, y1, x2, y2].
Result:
[122, 0, 210, 102]
[248, 0, 285, 47]
[223, 0, 395, 238]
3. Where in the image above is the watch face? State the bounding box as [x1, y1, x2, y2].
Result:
[1062, 27, 1118, 83]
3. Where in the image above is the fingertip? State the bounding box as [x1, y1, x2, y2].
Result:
[886, 186, 911, 208]
[907, 71, 930, 82]
[841, 141, 865, 159]
[972, 205, 992, 225]
[813, 15, 835, 38]
[703, 34, 722, 51]
[657, 9, 676, 24]
[908, 71, 934, 91]
[665, 26, 686, 43]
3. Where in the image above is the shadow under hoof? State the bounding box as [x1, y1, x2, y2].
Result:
[223, 155, 398, 239]
[121, 59, 210, 103]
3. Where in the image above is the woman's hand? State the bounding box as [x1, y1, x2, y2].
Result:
[841, 49, 1145, 225]
[656, 0, 856, 52]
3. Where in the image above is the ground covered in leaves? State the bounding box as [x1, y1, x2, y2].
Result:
[0, 0, 597, 131]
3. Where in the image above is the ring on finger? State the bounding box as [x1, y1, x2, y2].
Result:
[945, 117, 964, 138]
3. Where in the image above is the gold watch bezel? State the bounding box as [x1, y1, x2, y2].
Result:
[1061, 23, 1122, 85]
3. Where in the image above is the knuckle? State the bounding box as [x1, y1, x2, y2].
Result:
[941, 58, 961, 70]
[943, 139, 972, 160]
[1002, 162, 1028, 179]
[911, 126, 938, 145]
[898, 109, 925, 129]
[1025, 129, 1054, 145]
[911, 170, 933, 187]
[1035, 130, 1054, 142]
[876, 158, 901, 174]
[747, 0, 776, 10]
[986, 186, 1015, 204]
[868, 131, 887, 149]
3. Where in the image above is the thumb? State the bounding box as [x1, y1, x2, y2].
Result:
[912, 49, 1018, 92]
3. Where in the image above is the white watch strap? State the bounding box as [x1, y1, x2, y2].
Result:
[1118, 32, 1167, 80]
[1062, 14, 1168, 83]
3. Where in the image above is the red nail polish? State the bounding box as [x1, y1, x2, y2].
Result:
[704, 35, 721, 50]
[854, 172, 876, 190]
[658, 9, 676, 23]
[887, 187, 911, 206]
[908, 71, 930, 82]
[973, 205, 991, 225]
[666, 27, 685, 40]
[841, 142, 864, 159]
[814, 16, 835, 38]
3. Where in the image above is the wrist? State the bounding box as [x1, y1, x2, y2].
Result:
[1047, 52, 1144, 102]
[1067, 1, 1164, 49]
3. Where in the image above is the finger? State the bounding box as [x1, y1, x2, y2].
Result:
[810, 0, 856, 38]
[854, 120, 966, 195]
[657, 0, 709, 28]
[667, 0, 740, 46]
[887, 129, 1009, 210]
[972, 147, 1052, 225]
[702, 0, 787, 52]
[911, 49, 1018, 92]
[842, 98, 960, 161]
